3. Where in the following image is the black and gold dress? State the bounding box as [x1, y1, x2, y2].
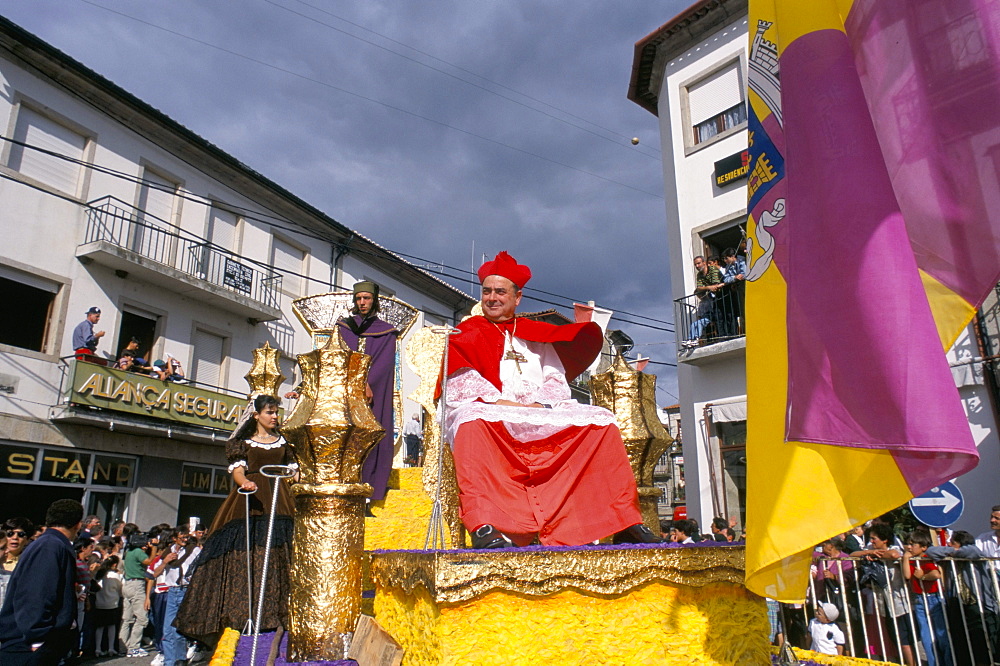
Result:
[175, 437, 296, 641]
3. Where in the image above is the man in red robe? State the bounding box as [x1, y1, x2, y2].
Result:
[443, 251, 660, 548]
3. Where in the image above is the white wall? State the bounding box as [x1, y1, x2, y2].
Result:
[653, 15, 750, 528]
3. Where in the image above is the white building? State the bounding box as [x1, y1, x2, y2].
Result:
[0, 17, 474, 530]
[629, 0, 1000, 535]
[628, 0, 750, 530]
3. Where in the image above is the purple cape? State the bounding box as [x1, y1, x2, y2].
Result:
[337, 314, 398, 500]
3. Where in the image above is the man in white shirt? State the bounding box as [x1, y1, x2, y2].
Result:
[975, 505, 1000, 561]
[157, 528, 201, 666]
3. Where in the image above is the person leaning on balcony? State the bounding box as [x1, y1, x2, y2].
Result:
[681, 256, 723, 348]
[72, 307, 105, 359]
[153, 355, 185, 382]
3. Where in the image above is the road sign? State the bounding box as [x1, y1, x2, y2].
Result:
[909, 481, 964, 529]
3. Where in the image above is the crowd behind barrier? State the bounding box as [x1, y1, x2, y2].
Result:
[772, 530, 1000, 665]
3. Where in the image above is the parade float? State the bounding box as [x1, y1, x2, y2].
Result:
[214, 293, 768, 665]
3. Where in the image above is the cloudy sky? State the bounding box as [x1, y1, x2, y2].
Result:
[2, 0, 688, 402]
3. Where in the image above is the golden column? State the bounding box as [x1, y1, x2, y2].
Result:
[590, 351, 674, 532]
[280, 330, 385, 661]
[244, 342, 286, 397]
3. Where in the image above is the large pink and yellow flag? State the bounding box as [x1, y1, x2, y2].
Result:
[745, 0, 1000, 601]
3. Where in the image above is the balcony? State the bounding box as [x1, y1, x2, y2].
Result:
[76, 196, 283, 321]
[674, 287, 746, 363]
[49, 359, 246, 445]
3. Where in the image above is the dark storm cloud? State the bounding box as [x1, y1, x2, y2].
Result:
[1, 0, 683, 401]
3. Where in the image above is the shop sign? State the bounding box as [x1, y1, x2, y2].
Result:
[182, 463, 232, 496]
[92, 454, 136, 488]
[0, 443, 136, 488]
[67, 362, 242, 431]
[714, 149, 750, 187]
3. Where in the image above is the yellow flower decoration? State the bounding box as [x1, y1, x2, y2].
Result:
[209, 627, 242, 666]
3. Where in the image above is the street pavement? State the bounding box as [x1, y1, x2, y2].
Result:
[76, 648, 210, 666]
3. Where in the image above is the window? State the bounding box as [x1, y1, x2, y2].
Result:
[271, 235, 305, 296]
[687, 62, 746, 146]
[0, 269, 58, 352]
[115, 309, 159, 362]
[716, 420, 746, 528]
[208, 205, 239, 253]
[699, 222, 746, 261]
[694, 104, 747, 145]
[7, 106, 86, 194]
[133, 168, 179, 257]
[191, 328, 226, 389]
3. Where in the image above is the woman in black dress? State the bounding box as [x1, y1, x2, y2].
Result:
[176, 394, 297, 642]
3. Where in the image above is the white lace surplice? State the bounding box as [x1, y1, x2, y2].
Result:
[443, 333, 616, 443]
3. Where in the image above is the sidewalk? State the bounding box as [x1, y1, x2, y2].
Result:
[78, 648, 209, 665]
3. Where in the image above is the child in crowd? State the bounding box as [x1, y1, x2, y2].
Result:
[809, 602, 846, 656]
[93, 555, 123, 656]
[903, 530, 953, 666]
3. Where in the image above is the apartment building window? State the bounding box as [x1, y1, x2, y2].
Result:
[271, 235, 305, 296]
[717, 420, 747, 527]
[191, 328, 226, 389]
[208, 205, 240, 252]
[133, 167, 179, 257]
[687, 61, 746, 146]
[7, 105, 87, 194]
[0, 268, 59, 352]
[699, 221, 746, 260]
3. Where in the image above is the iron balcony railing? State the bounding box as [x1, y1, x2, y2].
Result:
[84, 195, 281, 309]
[674, 282, 745, 354]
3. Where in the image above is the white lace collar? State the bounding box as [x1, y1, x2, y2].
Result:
[247, 435, 285, 450]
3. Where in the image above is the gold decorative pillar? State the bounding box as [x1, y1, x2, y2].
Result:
[244, 342, 286, 397]
[281, 330, 385, 661]
[590, 351, 673, 533]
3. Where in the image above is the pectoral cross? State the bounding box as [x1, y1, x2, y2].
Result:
[504, 348, 528, 373]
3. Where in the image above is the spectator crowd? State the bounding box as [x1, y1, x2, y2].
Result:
[0, 502, 205, 665]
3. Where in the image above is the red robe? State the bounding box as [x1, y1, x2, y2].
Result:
[445, 315, 642, 546]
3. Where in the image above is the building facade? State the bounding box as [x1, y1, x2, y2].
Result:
[0, 17, 474, 531]
[629, 0, 1000, 535]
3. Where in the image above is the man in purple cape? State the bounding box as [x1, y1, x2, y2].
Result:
[337, 281, 398, 502]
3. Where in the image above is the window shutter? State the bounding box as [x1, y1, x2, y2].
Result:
[271, 236, 304, 295]
[209, 206, 239, 252]
[137, 170, 177, 229]
[191, 329, 225, 388]
[688, 64, 743, 125]
[8, 107, 86, 193]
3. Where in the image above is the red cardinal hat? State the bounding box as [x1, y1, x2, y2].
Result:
[477, 251, 532, 289]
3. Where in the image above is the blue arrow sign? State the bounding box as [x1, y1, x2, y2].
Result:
[909, 481, 964, 529]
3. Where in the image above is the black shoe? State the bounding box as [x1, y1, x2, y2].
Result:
[472, 524, 515, 549]
[612, 524, 663, 544]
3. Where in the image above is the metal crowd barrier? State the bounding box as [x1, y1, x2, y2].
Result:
[778, 555, 1000, 665]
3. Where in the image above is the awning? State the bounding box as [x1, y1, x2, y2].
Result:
[708, 396, 747, 423]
